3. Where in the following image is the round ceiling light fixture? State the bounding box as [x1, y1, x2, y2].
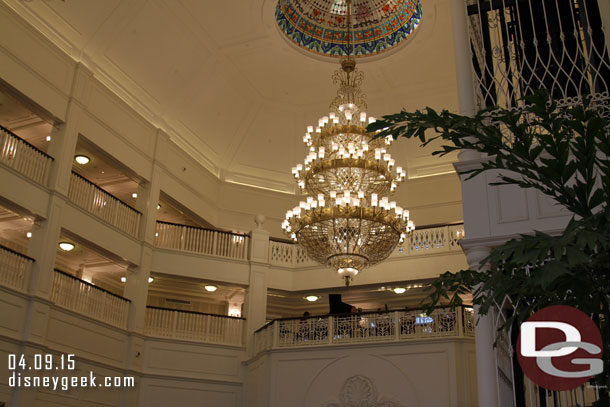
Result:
[58, 242, 75, 251]
[120, 277, 127, 283]
[204, 285, 218, 292]
[393, 287, 406, 294]
[74, 155, 90, 165]
[304, 295, 321, 302]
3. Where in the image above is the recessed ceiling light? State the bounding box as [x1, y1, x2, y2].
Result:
[58, 242, 75, 251]
[393, 287, 406, 294]
[148, 277, 154, 283]
[74, 155, 90, 165]
[132, 193, 138, 199]
[26, 232, 32, 238]
[120, 277, 126, 283]
[204, 285, 218, 292]
[304, 295, 320, 302]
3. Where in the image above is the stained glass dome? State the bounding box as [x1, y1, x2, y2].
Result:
[275, 0, 422, 59]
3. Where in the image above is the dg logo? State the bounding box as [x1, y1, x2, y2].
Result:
[517, 305, 603, 391]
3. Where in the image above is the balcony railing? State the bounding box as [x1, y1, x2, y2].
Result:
[269, 223, 465, 267]
[50, 269, 130, 329]
[68, 171, 141, 237]
[0, 124, 53, 185]
[155, 221, 249, 261]
[144, 306, 244, 346]
[0, 244, 34, 292]
[254, 306, 474, 354]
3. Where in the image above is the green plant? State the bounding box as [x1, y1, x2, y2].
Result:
[368, 91, 610, 403]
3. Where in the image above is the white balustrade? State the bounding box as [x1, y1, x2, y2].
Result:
[50, 269, 130, 329]
[269, 240, 294, 265]
[144, 306, 244, 346]
[155, 222, 249, 260]
[254, 323, 274, 354]
[269, 224, 465, 266]
[463, 307, 475, 337]
[68, 172, 141, 237]
[254, 307, 472, 353]
[0, 245, 33, 292]
[0, 125, 53, 185]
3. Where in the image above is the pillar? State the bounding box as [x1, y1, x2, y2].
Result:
[598, 0, 610, 57]
[450, 0, 483, 162]
[122, 130, 166, 333]
[466, 245, 499, 407]
[25, 101, 82, 298]
[244, 214, 270, 354]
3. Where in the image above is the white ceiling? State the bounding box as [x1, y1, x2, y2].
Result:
[5, 0, 460, 193]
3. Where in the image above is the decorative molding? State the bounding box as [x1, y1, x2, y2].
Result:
[323, 375, 402, 407]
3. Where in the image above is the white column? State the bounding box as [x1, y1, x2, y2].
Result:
[244, 215, 270, 355]
[26, 102, 82, 298]
[599, 0, 610, 56]
[450, 0, 483, 162]
[466, 245, 499, 407]
[123, 131, 165, 332]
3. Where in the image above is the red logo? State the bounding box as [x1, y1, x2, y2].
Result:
[516, 305, 603, 391]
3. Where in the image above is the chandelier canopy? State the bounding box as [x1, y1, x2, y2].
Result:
[282, 14, 414, 285]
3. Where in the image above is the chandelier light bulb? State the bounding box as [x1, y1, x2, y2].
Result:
[393, 287, 407, 294]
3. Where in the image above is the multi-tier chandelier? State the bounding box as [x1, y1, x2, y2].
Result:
[281, 0, 414, 286]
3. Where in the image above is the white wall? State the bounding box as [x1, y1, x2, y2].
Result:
[246, 339, 477, 407]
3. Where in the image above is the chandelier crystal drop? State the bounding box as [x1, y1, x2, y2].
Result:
[282, 2, 414, 286]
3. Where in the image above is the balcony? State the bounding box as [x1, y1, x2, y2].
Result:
[155, 221, 249, 261]
[0, 125, 53, 185]
[145, 306, 244, 346]
[268, 223, 465, 268]
[0, 244, 34, 292]
[68, 171, 141, 237]
[50, 269, 131, 329]
[254, 306, 474, 354]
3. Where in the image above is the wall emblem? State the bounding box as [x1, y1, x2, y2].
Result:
[323, 375, 403, 407]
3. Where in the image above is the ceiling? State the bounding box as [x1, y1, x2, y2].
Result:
[5, 0, 460, 194]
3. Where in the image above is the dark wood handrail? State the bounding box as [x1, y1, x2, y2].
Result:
[155, 220, 250, 238]
[0, 124, 54, 160]
[0, 244, 35, 262]
[53, 268, 131, 303]
[146, 305, 245, 320]
[71, 171, 142, 215]
[254, 305, 473, 334]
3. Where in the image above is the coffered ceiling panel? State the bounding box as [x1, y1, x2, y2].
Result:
[230, 105, 301, 179]
[168, 60, 254, 161]
[103, 1, 209, 107]
[179, 0, 263, 48]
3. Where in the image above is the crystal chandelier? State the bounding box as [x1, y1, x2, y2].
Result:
[281, 0, 414, 286]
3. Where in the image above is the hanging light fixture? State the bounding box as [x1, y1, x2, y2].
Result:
[282, 0, 414, 286]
